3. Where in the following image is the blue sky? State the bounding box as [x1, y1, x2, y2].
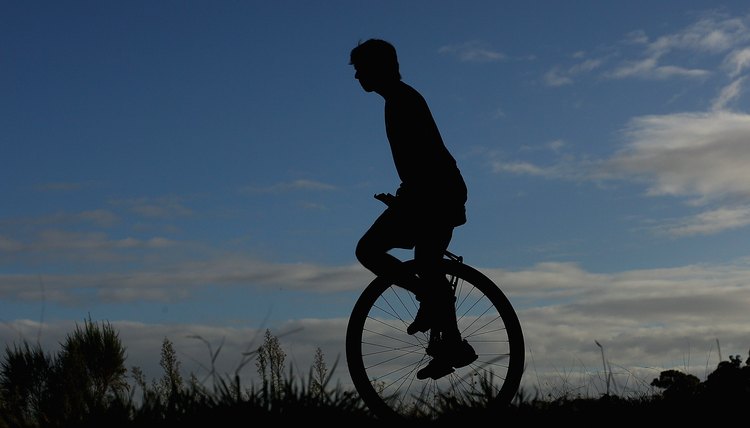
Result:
[4, 1, 750, 395]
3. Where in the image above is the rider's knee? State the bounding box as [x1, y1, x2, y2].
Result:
[355, 238, 371, 265]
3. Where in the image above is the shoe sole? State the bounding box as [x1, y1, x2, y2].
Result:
[416, 352, 478, 380]
[452, 352, 478, 369]
[417, 365, 454, 380]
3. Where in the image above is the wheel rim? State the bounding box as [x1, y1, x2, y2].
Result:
[346, 259, 524, 420]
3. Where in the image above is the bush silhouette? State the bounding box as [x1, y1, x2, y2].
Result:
[0, 317, 128, 427]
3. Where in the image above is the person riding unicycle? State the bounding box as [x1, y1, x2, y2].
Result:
[350, 38, 477, 379]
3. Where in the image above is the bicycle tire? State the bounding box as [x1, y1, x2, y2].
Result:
[346, 258, 525, 421]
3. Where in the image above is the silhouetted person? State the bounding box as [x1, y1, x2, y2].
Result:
[350, 39, 477, 379]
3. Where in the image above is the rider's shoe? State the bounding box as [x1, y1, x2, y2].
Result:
[416, 357, 454, 380]
[417, 339, 478, 380]
[407, 302, 433, 335]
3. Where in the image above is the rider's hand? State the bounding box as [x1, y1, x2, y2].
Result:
[374, 193, 395, 206]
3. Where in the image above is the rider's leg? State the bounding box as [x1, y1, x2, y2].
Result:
[412, 225, 460, 339]
[412, 223, 478, 380]
[356, 207, 424, 296]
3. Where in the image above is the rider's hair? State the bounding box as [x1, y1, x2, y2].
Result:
[349, 38, 402, 80]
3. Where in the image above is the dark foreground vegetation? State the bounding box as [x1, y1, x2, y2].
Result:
[1, 318, 749, 427]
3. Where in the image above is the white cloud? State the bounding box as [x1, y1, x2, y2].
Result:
[624, 30, 649, 45]
[608, 111, 750, 203]
[652, 205, 750, 237]
[0, 228, 181, 268]
[570, 58, 604, 74]
[491, 160, 550, 176]
[604, 110, 750, 235]
[0, 255, 371, 304]
[29, 230, 178, 252]
[4, 257, 750, 397]
[570, 12, 750, 83]
[490, 154, 603, 183]
[642, 14, 748, 61]
[547, 139, 566, 152]
[112, 196, 193, 218]
[240, 179, 337, 194]
[712, 76, 747, 110]
[723, 47, 750, 77]
[464, 259, 750, 394]
[0, 210, 120, 230]
[543, 67, 573, 87]
[525, 13, 750, 236]
[78, 209, 119, 227]
[606, 58, 710, 80]
[438, 41, 506, 62]
[491, 110, 750, 236]
[544, 58, 603, 86]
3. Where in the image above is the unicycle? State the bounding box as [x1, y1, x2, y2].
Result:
[345, 200, 525, 421]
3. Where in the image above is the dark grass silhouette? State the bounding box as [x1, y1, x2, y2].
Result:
[2, 321, 750, 427]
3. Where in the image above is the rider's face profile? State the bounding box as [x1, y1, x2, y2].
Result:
[353, 64, 377, 92]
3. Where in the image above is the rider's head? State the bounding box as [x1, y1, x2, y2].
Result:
[350, 39, 401, 92]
